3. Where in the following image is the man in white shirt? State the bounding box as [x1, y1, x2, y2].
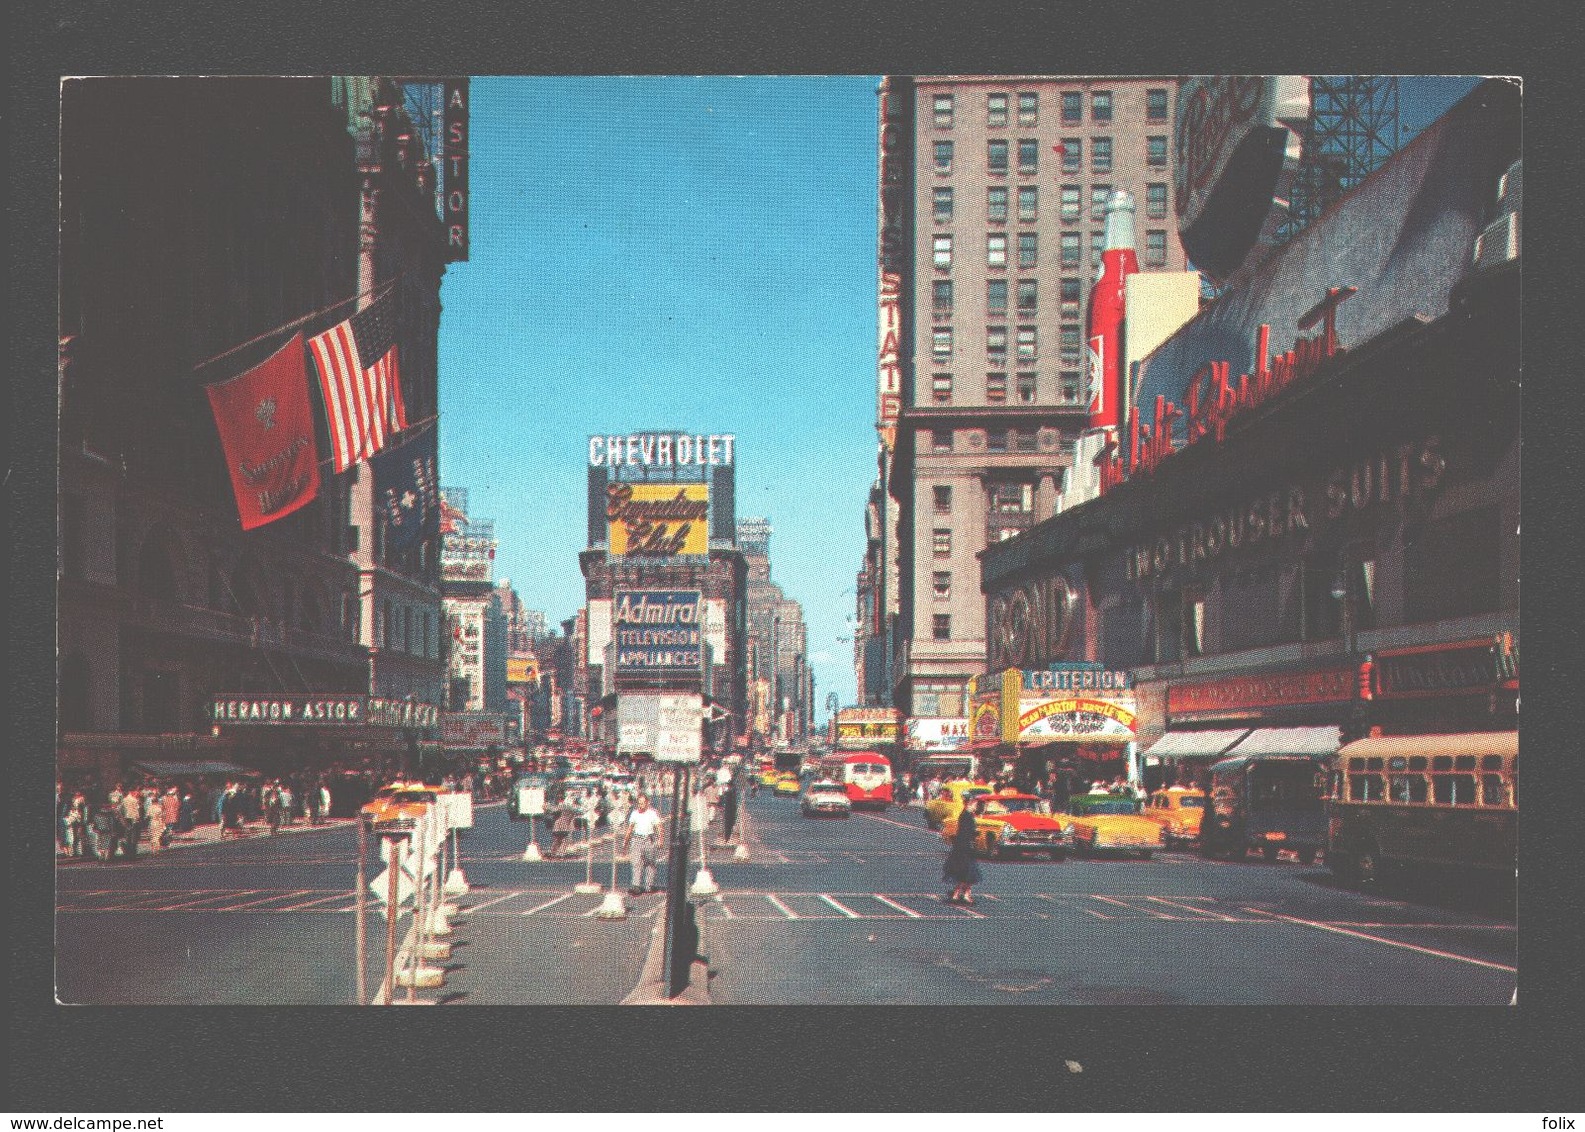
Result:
[622, 794, 665, 895]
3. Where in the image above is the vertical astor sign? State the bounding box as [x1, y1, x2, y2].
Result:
[443, 78, 469, 262]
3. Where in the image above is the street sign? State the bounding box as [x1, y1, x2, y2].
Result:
[654, 693, 703, 763]
[369, 867, 415, 907]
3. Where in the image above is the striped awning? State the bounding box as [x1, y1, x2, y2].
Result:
[1140, 729, 1251, 761]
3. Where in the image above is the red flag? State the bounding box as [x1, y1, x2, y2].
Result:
[206, 333, 322, 530]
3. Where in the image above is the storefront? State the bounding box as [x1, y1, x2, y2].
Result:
[208, 693, 442, 780]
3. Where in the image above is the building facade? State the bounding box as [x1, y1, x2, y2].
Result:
[884, 76, 1190, 725]
[978, 81, 1520, 788]
[58, 77, 451, 783]
[739, 517, 813, 747]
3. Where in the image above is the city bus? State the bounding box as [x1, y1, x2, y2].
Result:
[1323, 731, 1516, 889]
[824, 750, 894, 809]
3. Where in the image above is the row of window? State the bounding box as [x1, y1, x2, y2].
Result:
[378, 601, 438, 659]
[930, 370, 1085, 405]
[933, 183, 1171, 225]
[932, 230, 1170, 272]
[931, 482, 1035, 516]
[929, 324, 1094, 368]
[932, 136, 1166, 177]
[931, 89, 1170, 129]
[924, 426, 1066, 451]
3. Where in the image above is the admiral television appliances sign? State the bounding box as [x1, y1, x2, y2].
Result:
[613, 590, 703, 674]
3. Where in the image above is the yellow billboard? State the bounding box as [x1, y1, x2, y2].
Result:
[606, 482, 710, 557]
[506, 658, 539, 685]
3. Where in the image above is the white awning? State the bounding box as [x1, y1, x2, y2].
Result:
[1337, 731, 1517, 761]
[1225, 726, 1341, 758]
[130, 759, 254, 777]
[1140, 729, 1251, 761]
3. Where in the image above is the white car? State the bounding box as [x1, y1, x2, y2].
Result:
[801, 780, 853, 818]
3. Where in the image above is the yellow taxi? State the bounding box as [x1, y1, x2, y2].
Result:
[923, 780, 995, 831]
[360, 781, 439, 835]
[758, 766, 784, 787]
[773, 772, 803, 796]
[940, 791, 1071, 860]
[1142, 786, 1207, 846]
[1063, 793, 1165, 859]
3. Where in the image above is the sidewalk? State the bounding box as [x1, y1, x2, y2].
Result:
[56, 813, 361, 859]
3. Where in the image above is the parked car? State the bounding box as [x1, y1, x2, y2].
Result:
[924, 781, 994, 830]
[940, 791, 1070, 859]
[1142, 786, 1207, 846]
[801, 779, 853, 818]
[1064, 794, 1164, 858]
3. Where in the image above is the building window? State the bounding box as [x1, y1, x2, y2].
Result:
[987, 93, 1009, 127]
[933, 571, 952, 600]
[1145, 230, 1168, 266]
[932, 428, 953, 451]
[1146, 182, 1168, 219]
[992, 482, 1034, 512]
[1147, 88, 1169, 121]
[1147, 135, 1169, 167]
[1061, 138, 1081, 173]
[986, 428, 1008, 452]
[933, 485, 952, 513]
[1060, 370, 1082, 402]
[933, 278, 954, 313]
[933, 186, 954, 223]
[1060, 185, 1081, 221]
[1060, 324, 1082, 366]
[1060, 277, 1082, 317]
[1017, 185, 1038, 222]
[1061, 91, 1082, 123]
[988, 139, 1009, 174]
[1185, 590, 1207, 657]
[934, 140, 953, 173]
[1017, 92, 1039, 126]
[1060, 232, 1081, 265]
[932, 327, 953, 362]
[1091, 230, 1105, 269]
[987, 278, 1008, 314]
[915, 680, 966, 717]
[931, 372, 954, 404]
[1091, 184, 1112, 219]
[933, 233, 953, 270]
[1092, 90, 1113, 122]
[986, 325, 1008, 361]
[1017, 233, 1038, 269]
[933, 93, 955, 128]
[1092, 136, 1113, 174]
[1017, 371, 1037, 403]
[1016, 325, 1037, 361]
[1016, 279, 1038, 314]
[987, 186, 1009, 223]
[933, 614, 952, 641]
[933, 528, 952, 557]
[1017, 138, 1039, 175]
[986, 371, 1007, 402]
[987, 232, 1008, 268]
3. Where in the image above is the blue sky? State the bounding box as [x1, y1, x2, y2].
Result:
[435, 74, 1485, 717]
[437, 76, 883, 711]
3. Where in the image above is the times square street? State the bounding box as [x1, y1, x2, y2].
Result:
[54, 787, 1515, 1006]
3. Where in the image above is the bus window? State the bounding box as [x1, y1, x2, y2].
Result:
[1433, 773, 1478, 805]
[1481, 754, 1504, 771]
[1390, 774, 1428, 803]
[1349, 773, 1383, 802]
[1482, 774, 1507, 806]
[1408, 756, 1427, 771]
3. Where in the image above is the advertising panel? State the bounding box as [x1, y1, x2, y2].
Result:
[441, 712, 511, 749]
[834, 707, 901, 748]
[506, 657, 539, 685]
[876, 77, 911, 449]
[613, 590, 703, 675]
[211, 695, 438, 730]
[606, 482, 710, 557]
[1008, 694, 1138, 742]
[906, 717, 969, 751]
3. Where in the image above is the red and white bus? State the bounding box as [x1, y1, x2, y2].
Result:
[824, 751, 893, 809]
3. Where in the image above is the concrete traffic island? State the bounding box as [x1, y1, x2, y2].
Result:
[620, 898, 712, 1006]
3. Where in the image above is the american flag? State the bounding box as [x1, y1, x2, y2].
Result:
[308, 287, 409, 472]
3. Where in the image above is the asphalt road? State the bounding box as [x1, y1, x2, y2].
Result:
[696, 791, 1517, 1005]
[54, 801, 661, 1005]
[54, 788, 1516, 1005]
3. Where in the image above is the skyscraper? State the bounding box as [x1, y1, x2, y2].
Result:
[883, 76, 1189, 722]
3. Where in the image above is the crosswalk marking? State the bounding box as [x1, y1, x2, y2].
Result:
[521, 893, 574, 916]
[818, 894, 860, 919]
[872, 894, 922, 919]
[765, 894, 799, 919]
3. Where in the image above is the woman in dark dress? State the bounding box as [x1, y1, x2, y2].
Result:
[943, 800, 983, 905]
